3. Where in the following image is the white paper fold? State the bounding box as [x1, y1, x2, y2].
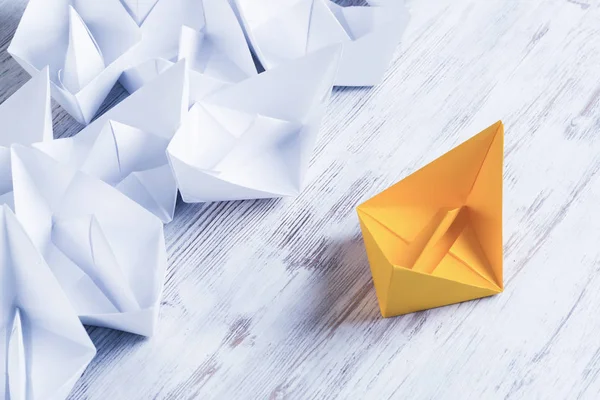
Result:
[7, 308, 25, 400]
[8, 0, 141, 124]
[59, 6, 106, 95]
[167, 45, 341, 202]
[11, 145, 167, 337]
[35, 60, 189, 223]
[116, 58, 173, 97]
[120, 0, 160, 25]
[120, 0, 256, 105]
[0, 205, 96, 400]
[0, 68, 53, 210]
[235, 0, 410, 86]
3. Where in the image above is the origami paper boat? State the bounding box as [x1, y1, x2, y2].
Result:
[167, 45, 341, 203]
[0, 205, 96, 400]
[120, 0, 256, 105]
[8, 0, 141, 124]
[35, 60, 188, 223]
[11, 145, 167, 336]
[357, 121, 504, 317]
[234, 0, 410, 86]
[0, 68, 52, 209]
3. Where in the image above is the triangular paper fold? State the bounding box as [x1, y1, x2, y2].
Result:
[59, 6, 105, 94]
[0, 205, 96, 399]
[121, 0, 160, 25]
[357, 121, 504, 317]
[0, 67, 53, 209]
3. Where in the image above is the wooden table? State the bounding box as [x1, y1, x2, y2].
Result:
[2, 0, 600, 398]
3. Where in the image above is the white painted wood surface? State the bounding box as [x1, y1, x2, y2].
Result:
[2, 0, 600, 398]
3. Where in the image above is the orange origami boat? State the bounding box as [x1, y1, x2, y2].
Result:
[357, 121, 504, 317]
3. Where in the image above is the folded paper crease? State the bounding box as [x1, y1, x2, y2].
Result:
[120, 0, 256, 105]
[167, 45, 341, 202]
[11, 145, 167, 337]
[357, 121, 504, 317]
[8, 0, 142, 124]
[0, 68, 52, 210]
[0, 205, 96, 399]
[235, 0, 410, 86]
[35, 60, 188, 223]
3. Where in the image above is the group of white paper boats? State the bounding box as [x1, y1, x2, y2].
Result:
[1, 0, 408, 398]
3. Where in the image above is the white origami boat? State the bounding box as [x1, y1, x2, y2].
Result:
[167, 45, 341, 202]
[11, 145, 167, 337]
[8, 0, 141, 124]
[234, 0, 410, 86]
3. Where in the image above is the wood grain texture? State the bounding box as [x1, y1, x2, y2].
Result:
[2, 0, 600, 398]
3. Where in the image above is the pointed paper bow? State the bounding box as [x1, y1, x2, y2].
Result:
[358, 121, 504, 317]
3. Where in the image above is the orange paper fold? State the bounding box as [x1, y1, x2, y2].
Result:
[357, 121, 504, 317]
